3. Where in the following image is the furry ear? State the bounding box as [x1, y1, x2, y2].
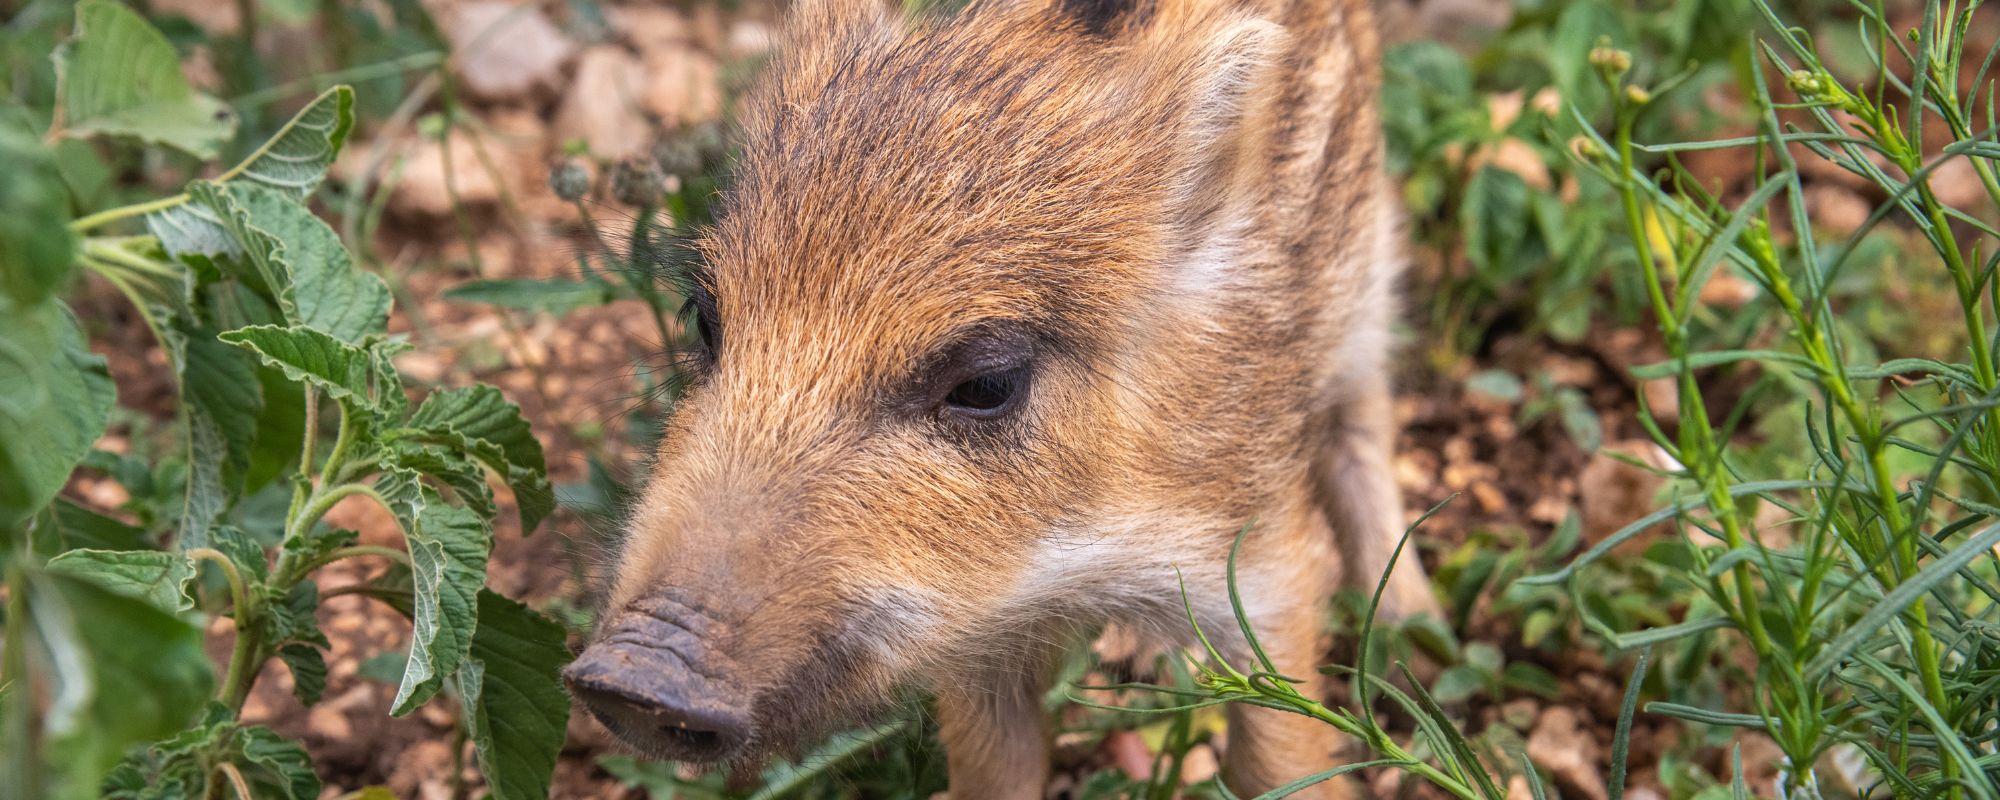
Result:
[1179, 17, 1282, 154]
[1151, 14, 1285, 231]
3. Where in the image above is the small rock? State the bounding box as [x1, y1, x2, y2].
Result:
[555, 47, 653, 160]
[307, 703, 353, 741]
[1804, 184, 1870, 237]
[643, 47, 725, 127]
[727, 19, 774, 57]
[1180, 744, 1219, 784]
[448, 2, 577, 101]
[1103, 729, 1153, 779]
[1527, 706, 1608, 800]
[609, 5, 695, 52]
[1471, 480, 1508, 514]
[1577, 440, 1670, 556]
[393, 131, 506, 217]
[1931, 156, 1987, 210]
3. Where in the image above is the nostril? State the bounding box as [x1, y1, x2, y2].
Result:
[656, 721, 721, 749]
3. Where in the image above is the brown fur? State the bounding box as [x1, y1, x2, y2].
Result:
[583, 0, 1436, 794]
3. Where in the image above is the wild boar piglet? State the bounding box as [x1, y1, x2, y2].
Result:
[564, 0, 1434, 795]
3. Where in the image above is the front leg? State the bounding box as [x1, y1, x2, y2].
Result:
[1220, 507, 1355, 799]
[935, 663, 1050, 800]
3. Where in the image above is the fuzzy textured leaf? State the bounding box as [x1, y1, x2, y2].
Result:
[0, 128, 78, 305]
[147, 87, 355, 258]
[404, 385, 553, 532]
[14, 569, 214, 800]
[218, 324, 377, 404]
[459, 591, 573, 800]
[234, 725, 322, 800]
[55, 0, 235, 158]
[0, 302, 114, 529]
[377, 469, 493, 715]
[46, 549, 195, 613]
[187, 182, 390, 342]
[278, 644, 329, 707]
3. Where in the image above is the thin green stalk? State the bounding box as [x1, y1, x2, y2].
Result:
[281, 545, 410, 585]
[1610, 104, 1777, 661]
[284, 483, 384, 551]
[286, 394, 318, 529]
[68, 194, 186, 233]
[2, 560, 38, 800]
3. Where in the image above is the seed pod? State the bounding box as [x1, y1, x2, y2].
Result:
[652, 137, 704, 178]
[549, 159, 592, 201]
[687, 120, 729, 166]
[611, 157, 666, 208]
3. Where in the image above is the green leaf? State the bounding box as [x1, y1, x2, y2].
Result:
[403, 385, 553, 533]
[206, 524, 272, 582]
[443, 277, 628, 316]
[244, 365, 306, 492]
[1462, 165, 1534, 277]
[1464, 369, 1524, 403]
[0, 302, 114, 529]
[186, 182, 391, 342]
[277, 644, 328, 707]
[219, 324, 378, 404]
[48, 498, 152, 551]
[179, 331, 264, 542]
[45, 549, 195, 613]
[0, 128, 79, 305]
[100, 703, 231, 800]
[54, 0, 235, 159]
[746, 719, 914, 800]
[1806, 522, 2000, 679]
[376, 469, 492, 714]
[1429, 665, 1485, 704]
[233, 725, 321, 800]
[459, 591, 572, 800]
[147, 87, 355, 258]
[11, 569, 214, 800]
[385, 441, 497, 522]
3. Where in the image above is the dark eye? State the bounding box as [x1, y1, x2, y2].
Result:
[680, 292, 721, 354]
[694, 306, 720, 352]
[943, 367, 1027, 419]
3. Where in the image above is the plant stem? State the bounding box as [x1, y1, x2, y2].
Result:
[284, 483, 385, 550]
[187, 548, 250, 622]
[281, 545, 411, 584]
[68, 194, 189, 233]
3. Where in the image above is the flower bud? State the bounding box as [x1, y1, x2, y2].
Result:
[1786, 69, 1824, 98]
[1589, 44, 1632, 77]
[548, 158, 591, 201]
[1625, 85, 1652, 105]
[611, 157, 665, 208]
[1569, 136, 1601, 160]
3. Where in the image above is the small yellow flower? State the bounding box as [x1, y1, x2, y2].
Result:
[1589, 45, 1633, 77]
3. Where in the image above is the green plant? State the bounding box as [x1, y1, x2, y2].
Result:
[1, 3, 568, 799]
[1530, 0, 2000, 795]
